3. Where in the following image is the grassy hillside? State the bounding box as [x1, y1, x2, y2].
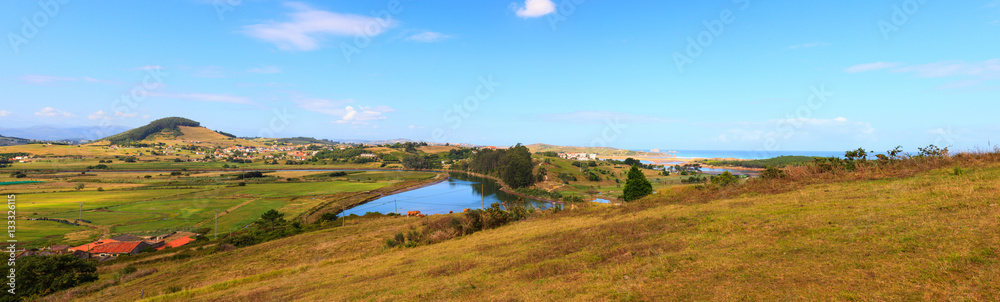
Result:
[0, 134, 34, 146]
[45, 151, 1000, 301]
[103, 117, 201, 144]
[146, 126, 263, 147]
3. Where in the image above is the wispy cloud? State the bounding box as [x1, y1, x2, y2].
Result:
[847, 59, 1000, 90]
[845, 62, 903, 73]
[787, 42, 826, 50]
[19, 75, 118, 86]
[241, 2, 396, 51]
[131, 65, 163, 71]
[0, 110, 10, 117]
[35, 107, 74, 118]
[192, 66, 226, 78]
[540, 111, 679, 124]
[715, 117, 876, 144]
[295, 98, 393, 124]
[510, 0, 556, 18]
[150, 92, 254, 105]
[247, 65, 282, 74]
[237, 82, 297, 88]
[88, 110, 112, 121]
[891, 59, 1000, 78]
[405, 31, 452, 43]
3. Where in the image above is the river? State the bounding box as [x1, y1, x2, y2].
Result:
[343, 172, 553, 216]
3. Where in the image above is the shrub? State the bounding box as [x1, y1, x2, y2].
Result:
[760, 166, 786, 180]
[710, 171, 739, 187]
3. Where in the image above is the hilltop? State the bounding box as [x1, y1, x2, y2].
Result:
[98, 117, 261, 147]
[0, 134, 34, 146]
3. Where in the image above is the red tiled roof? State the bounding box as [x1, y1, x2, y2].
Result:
[156, 237, 194, 250]
[88, 241, 144, 254]
[70, 239, 119, 252]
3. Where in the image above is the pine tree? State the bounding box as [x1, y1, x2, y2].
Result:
[623, 165, 652, 202]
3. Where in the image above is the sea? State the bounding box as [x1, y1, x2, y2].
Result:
[634, 150, 844, 160]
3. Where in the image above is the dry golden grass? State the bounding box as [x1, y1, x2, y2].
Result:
[418, 145, 460, 153]
[55, 151, 1000, 301]
[143, 126, 264, 147]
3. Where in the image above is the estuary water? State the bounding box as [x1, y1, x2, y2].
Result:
[342, 172, 552, 216]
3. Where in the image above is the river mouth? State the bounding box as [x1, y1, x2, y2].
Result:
[343, 172, 553, 216]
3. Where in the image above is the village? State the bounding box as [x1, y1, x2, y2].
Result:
[14, 232, 198, 262]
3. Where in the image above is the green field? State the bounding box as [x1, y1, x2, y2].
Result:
[15, 170, 436, 248]
[15, 220, 89, 246]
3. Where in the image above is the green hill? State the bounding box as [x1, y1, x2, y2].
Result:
[102, 117, 200, 144]
[0, 134, 34, 146]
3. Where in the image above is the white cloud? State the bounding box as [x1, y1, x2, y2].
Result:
[88, 111, 111, 121]
[241, 2, 396, 51]
[35, 107, 74, 118]
[511, 0, 556, 18]
[0, 110, 9, 117]
[294, 98, 393, 124]
[845, 62, 903, 73]
[540, 111, 679, 123]
[335, 105, 394, 124]
[834, 117, 847, 122]
[115, 111, 138, 118]
[405, 31, 451, 43]
[247, 65, 282, 74]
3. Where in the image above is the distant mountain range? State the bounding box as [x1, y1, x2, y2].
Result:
[0, 125, 130, 143]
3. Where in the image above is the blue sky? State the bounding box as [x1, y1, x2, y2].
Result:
[1, 0, 998, 153]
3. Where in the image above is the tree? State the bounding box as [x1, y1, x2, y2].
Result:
[75, 183, 85, 191]
[256, 209, 287, 228]
[401, 155, 430, 170]
[623, 158, 641, 167]
[1, 255, 97, 299]
[499, 144, 534, 189]
[622, 165, 652, 202]
[711, 171, 739, 187]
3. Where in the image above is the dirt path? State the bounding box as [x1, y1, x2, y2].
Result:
[192, 198, 257, 228]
